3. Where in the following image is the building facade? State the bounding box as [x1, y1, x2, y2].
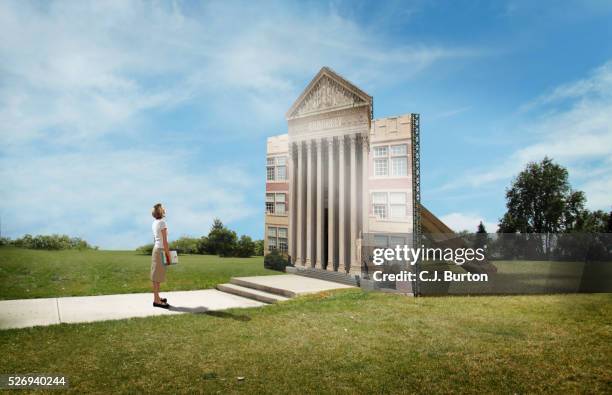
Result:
[265, 67, 419, 278]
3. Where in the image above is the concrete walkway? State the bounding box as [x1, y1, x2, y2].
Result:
[0, 274, 355, 330]
[0, 289, 265, 330]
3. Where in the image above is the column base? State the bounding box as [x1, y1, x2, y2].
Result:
[326, 261, 335, 272]
[314, 260, 323, 269]
[294, 258, 304, 267]
[348, 262, 361, 277]
[305, 258, 312, 268]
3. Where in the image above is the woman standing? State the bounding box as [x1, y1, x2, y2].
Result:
[151, 203, 171, 308]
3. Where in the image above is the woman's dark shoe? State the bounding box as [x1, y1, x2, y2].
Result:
[153, 302, 170, 309]
[161, 298, 167, 303]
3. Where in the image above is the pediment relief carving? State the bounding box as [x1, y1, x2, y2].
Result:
[287, 68, 372, 120]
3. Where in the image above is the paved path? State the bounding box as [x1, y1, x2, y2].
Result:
[0, 290, 265, 330]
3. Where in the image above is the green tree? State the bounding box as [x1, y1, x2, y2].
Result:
[254, 239, 264, 256]
[196, 236, 209, 254]
[207, 219, 237, 257]
[498, 157, 586, 234]
[235, 235, 255, 257]
[607, 209, 612, 233]
[573, 210, 610, 232]
[475, 221, 488, 249]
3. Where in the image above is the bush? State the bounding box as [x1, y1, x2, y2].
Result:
[169, 236, 199, 254]
[196, 236, 209, 254]
[235, 235, 255, 258]
[254, 239, 264, 256]
[207, 219, 238, 257]
[264, 250, 289, 272]
[9, 234, 95, 250]
[136, 243, 154, 255]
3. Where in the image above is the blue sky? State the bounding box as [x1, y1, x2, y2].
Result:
[1, 0, 611, 249]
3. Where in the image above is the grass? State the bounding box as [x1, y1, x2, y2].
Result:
[0, 247, 276, 300]
[0, 290, 610, 393]
[417, 260, 612, 295]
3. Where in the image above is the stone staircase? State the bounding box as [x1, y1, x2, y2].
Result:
[286, 266, 359, 286]
[215, 274, 355, 304]
[216, 282, 289, 304]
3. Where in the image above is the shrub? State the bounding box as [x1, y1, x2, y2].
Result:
[254, 239, 264, 256]
[169, 236, 199, 254]
[10, 234, 95, 250]
[235, 235, 255, 257]
[196, 236, 209, 254]
[264, 250, 289, 272]
[207, 219, 238, 257]
[136, 243, 154, 255]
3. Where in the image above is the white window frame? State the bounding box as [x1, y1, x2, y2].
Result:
[371, 143, 409, 178]
[265, 193, 287, 215]
[266, 156, 288, 182]
[267, 226, 288, 253]
[371, 191, 409, 221]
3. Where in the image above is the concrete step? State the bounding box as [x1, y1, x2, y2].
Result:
[287, 266, 359, 286]
[216, 283, 289, 304]
[230, 277, 296, 297]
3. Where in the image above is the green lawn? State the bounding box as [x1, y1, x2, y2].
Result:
[417, 260, 612, 295]
[0, 247, 276, 300]
[0, 291, 610, 393]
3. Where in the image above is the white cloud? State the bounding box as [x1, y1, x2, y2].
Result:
[0, 148, 258, 249]
[0, 0, 484, 145]
[439, 61, 612, 210]
[0, 0, 485, 248]
[438, 212, 498, 233]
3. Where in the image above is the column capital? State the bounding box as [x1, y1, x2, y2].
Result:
[327, 136, 335, 148]
[338, 135, 346, 152]
[349, 134, 358, 146]
[314, 137, 324, 149]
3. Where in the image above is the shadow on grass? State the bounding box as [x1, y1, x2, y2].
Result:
[167, 305, 251, 321]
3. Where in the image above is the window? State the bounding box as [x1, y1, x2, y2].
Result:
[266, 193, 275, 214]
[267, 226, 288, 253]
[389, 192, 407, 217]
[275, 193, 286, 214]
[372, 192, 387, 219]
[374, 235, 389, 247]
[374, 159, 388, 176]
[372, 144, 408, 177]
[266, 156, 287, 181]
[390, 144, 407, 156]
[391, 157, 407, 176]
[373, 146, 388, 157]
[265, 193, 286, 215]
[277, 227, 288, 253]
[372, 192, 408, 220]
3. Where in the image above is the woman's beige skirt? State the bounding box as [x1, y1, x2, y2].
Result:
[151, 247, 166, 283]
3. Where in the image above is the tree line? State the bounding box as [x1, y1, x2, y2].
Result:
[136, 218, 264, 258]
[0, 234, 97, 250]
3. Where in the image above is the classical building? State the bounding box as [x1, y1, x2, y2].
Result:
[265, 67, 421, 277]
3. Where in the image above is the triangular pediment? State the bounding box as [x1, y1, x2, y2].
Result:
[286, 67, 372, 120]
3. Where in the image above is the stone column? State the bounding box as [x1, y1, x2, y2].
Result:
[327, 137, 335, 271]
[349, 135, 360, 276]
[295, 141, 303, 266]
[305, 140, 313, 267]
[288, 143, 295, 262]
[315, 138, 324, 269]
[361, 134, 369, 235]
[338, 136, 346, 272]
